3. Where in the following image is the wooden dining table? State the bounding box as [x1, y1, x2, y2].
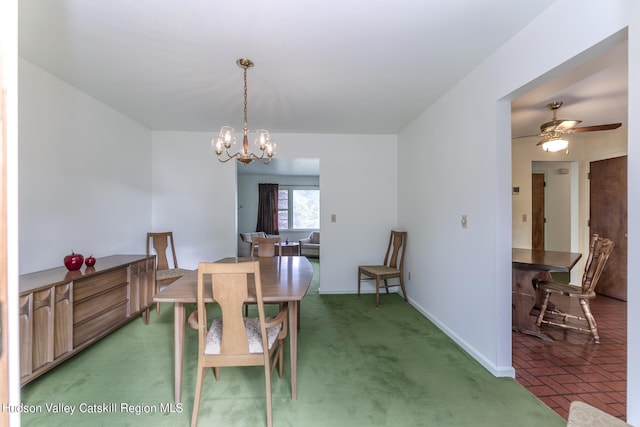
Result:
[512, 248, 582, 340]
[153, 255, 314, 404]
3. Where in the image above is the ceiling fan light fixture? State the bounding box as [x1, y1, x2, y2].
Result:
[540, 137, 569, 153]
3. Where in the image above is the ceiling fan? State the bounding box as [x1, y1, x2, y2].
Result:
[517, 101, 622, 152]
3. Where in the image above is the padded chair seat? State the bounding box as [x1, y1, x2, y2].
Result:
[205, 317, 282, 355]
[156, 268, 191, 281]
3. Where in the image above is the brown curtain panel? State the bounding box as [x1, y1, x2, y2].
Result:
[256, 183, 279, 235]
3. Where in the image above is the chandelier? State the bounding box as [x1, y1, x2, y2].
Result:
[213, 58, 276, 164]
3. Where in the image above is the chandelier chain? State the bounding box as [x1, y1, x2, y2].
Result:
[243, 65, 248, 131]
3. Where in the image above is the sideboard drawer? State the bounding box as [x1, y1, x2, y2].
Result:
[74, 269, 127, 302]
[73, 301, 128, 347]
[73, 284, 128, 325]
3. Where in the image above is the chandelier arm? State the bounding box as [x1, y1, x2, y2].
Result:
[217, 152, 237, 163]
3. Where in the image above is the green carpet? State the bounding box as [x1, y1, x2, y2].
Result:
[21, 260, 564, 426]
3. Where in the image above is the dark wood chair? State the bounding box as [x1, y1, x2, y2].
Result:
[190, 260, 288, 427]
[358, 230, 408, 307]
[533, 234, 614, 343]
[146, 231, 190, 314]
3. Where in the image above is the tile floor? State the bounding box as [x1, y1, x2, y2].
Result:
[512, 294, 627, 421]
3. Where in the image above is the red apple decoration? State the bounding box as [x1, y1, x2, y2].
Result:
[85, 255, 96, 267]
[64, 251, 84, 271]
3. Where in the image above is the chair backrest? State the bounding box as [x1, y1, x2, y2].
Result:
[383, 231, 407, 271]
[195, 260, 268, 356]
[251, 236, 282, 258]
[581, 234, 614, 295]
[146, 232, 180, 270]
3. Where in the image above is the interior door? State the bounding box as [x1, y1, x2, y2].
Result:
[531, 173, 545, 250]
[589, 156, 627, 300]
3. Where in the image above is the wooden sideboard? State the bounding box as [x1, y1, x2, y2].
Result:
[19, 255, 155, 385]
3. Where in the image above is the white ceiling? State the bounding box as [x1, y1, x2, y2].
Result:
[18, 0, 627, 144]
[19, 0, 560, 135]
[511, 39, 628, 140]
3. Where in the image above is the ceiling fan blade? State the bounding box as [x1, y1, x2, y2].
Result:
[513, 133, 542, 139]
[568, 123, 622, 133]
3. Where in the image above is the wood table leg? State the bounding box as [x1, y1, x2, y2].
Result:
[174, 302, 185, 403]
[512, 268, 553, 340]
[289, 300, 298, 400]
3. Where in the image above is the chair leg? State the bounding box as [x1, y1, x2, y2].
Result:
[579, 299, 600, 343]
[536, 292, 551, 327]
[264, 362, 273, 427]
[399, 276, 408, 302]
[155, 281, 161, 315]
[357, 270, 362, 296]
[375, 277, 381, 307]
[191, 365, 207, 427]
[384, 279, 390, 294]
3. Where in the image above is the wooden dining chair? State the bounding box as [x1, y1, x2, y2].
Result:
[358, 230, 408, 307]
[250, 236, 282, 258]
[146, 231, 191, 314]
[190, 260, 288, 427]
[533, 234, 614, 343]
[246, 236, 282, 316]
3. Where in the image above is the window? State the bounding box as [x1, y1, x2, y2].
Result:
[278, 187, 319, 230]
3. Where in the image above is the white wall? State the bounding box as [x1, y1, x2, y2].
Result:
[18, 59, 153, 273]
[398, 4, 639, 424]
[151, 132, 398, 293]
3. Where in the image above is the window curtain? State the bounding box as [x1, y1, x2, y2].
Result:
[256, 183, 279, 235]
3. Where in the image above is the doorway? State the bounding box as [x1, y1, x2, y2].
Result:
[236, 158, 320, 238]
[510, 33, 629, 422]
[531, 161, 574, 252]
